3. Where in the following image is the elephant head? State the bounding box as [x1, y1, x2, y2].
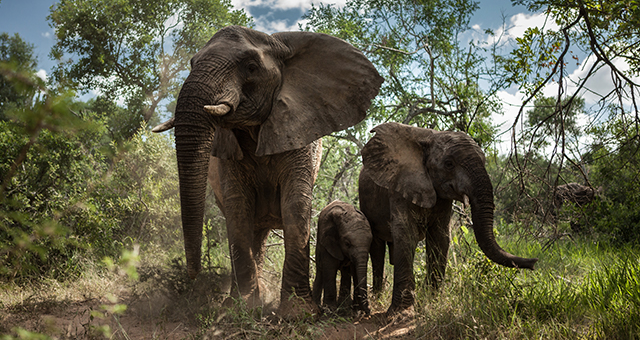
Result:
[317, 201, 372, 313]
[155, 26, 383, 280]
[361, 122, 537, 270]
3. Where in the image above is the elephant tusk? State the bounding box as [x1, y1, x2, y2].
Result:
[151, 118, 175, 133]
[204, 104, 231, 116]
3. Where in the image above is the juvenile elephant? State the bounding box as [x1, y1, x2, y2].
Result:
[358, 122, 538, 315]
[153, 26, 383, 317]
[313, 200, 372, 314]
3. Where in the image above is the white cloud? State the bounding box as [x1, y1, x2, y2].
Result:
[36, 69, 47, 82]
[232, 0, 346, 12]
[489, 12, 559, 46]
[254, 18, 308, 33]
[231, 0, 346, 33]
[492, 89, 529, 154]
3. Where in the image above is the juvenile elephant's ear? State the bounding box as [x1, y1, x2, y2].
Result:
[361, 122, 437, 209]
[255, 32, 384, 156]
[318, 203, 345, 261]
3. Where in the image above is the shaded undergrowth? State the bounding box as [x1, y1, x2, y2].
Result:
[2, 228, 639, 339]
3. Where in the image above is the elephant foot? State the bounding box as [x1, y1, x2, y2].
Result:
[277, 294, 319, 321]
[222, 288, 263, 310]
[384, 304, 415, 321]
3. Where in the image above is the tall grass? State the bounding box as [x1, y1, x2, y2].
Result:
[407, 226, 640, 339]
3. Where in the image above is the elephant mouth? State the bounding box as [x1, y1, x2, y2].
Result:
[204, 102, 232, 116]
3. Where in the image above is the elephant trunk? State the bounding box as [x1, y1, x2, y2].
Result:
[466, 161, 538, 270]
[353, 253, 370, 314]
[174, 106, 215, 279]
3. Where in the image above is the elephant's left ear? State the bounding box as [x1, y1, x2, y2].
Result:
[318, 202, 346, 261]
[211, 127, 243, 160]
[361, 122, 437, 209]
[255, 32, 384, 156]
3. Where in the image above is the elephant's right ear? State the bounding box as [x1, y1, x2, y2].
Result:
[361, 122, 436, 208]
[255, 31, 383, 156]
[318, 203, 345, 261]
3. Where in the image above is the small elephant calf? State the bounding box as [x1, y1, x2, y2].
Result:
[313, 200, 372, 314]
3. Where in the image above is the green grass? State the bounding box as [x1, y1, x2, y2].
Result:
[405, 228, 640, 339]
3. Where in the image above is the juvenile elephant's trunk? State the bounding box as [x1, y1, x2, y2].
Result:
[174, 97, 215, 279]
[466, 161, 538, 270]
[353, 254, 370, 314]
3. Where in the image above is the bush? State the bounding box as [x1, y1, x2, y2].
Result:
[0, 63, 183, 281]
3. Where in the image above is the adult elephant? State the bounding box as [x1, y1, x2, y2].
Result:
[153, 26, 383, 318]
[358, 122, 537, 316]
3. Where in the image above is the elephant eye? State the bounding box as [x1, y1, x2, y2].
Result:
[444, 159, 455, 169]
[246, 61, 260, 74]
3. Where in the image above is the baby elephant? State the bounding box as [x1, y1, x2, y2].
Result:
[313, 200, 372, 314]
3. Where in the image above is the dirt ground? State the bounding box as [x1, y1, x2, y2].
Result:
[0, 265, 418, 339]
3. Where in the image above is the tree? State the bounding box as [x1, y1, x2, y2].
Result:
[48, 0, 253, 124]
[0, 33, 38, 120]
[304, 0, 501, 146]
[585, 116, 640, 243]
[521, 96, 585, 163]
[492, 1, 640, 236]
[504, 0, 640, 184]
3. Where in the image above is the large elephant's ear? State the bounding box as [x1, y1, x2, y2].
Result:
[318, 202, 345, 261]
[361, 122, 436, 209]
[255, 32, 384, 156]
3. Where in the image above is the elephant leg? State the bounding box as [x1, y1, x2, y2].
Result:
[338, 265, 352, 308]
[222, 178, 260, 305]
[388, 198, 422, 315]
[424, 201, 453, 290]
[370, 236, 386, 294]
[247, 227, 271, 308]
[277, 166, 317, 316]
[226, 221, 259, 304]
[322, 262, 339, 309]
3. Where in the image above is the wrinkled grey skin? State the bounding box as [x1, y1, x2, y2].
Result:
[358, 122, 538, 316]
[153, 26, 383, 317]
[313, 200, 372, 315]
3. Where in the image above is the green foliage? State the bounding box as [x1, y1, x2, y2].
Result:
[48, 0, 253, 122]
[0, 63, 98, 280]
[0, 62, 183, 282]
[584, 117, 640, 244]
[498, 1, 640, 245]
[526, 96, 584, 150]
[313, 135, 363, 211]
[0, 33, 38, 120]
